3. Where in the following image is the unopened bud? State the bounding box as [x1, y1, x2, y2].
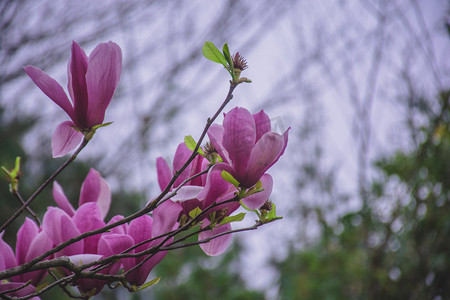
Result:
[259, 200, 273, 214]
[204, 141, 219, 163]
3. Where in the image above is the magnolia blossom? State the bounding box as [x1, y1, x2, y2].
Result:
[24, 41, 122, 157]
[156, 142, 273, 256]
[208, 107, 289, 188]
[0, 219, 53, 300]
[42, 168, 111, 294]
[41, 168, 181, 295]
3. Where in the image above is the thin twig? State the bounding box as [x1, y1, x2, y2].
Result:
[0, 139, 89, 233]
[12, 190, 40, 226]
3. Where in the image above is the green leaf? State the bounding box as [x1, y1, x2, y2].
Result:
[36, 281, 50, 292]
[267, 202, 276, 219]
[184, 135, 197, 151]
[189, 207, 202, 219]
[266, 203, 283, 222]
[221, 170, 240, 188]
[136, 277, 161, 291]
[223, 43, 234, 72]
[202, 42, 228, 67]
[91, 122, 113, 130]
[1, 157, 21, 192]
[220, 212, 246, 226]
[184, 135, 205, 156]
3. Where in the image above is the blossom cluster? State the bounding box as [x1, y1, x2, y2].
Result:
[1, 169, 180, 297]
[0, 40, 289, 298]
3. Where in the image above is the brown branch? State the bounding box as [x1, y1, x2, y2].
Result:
[11, 190, 40, 226]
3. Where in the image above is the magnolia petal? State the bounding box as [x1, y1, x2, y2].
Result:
[86, 41, 122, 127]
[253, 110, 271, 142]
[126, 246, 167, 287]
[126, 214, 159, 286]
[180, 199, 201, 217]
[199, 222, 232, 256]
[197, 166, 232, 208]
[98, 233, 133, 257]
[52, 121, 83, 158]
[172, 143, 193, 188]
[24, 65, 74, 121]
[243, 131, 288, 188]
[79, 168, 101, 206]
[281, 128, 290, 157]
[152, 200, 182, 237]
[68, 254, 103, 266]
[0, 236, 17, 271]
[68, 254, 104, 296]
[22, 231, 53, 285]
[207, 124, 230, 164]
[210, 191, 240, 215]
[52, 181, 75, 217]
[95, 175, 111, 219]
[127, 214, 171, 286]
[106, 215, 128, 235]
[127, 215, 153, 252]
[79, 169, 111, 219]
[156, 157, 172, 191]
[42, 207, 83, 256]
[16, 218, 39, 266]
[188, 155, 206, 186]
[171, 186, 203, 202]
[73, 203, 105, 254]
[241, 173, 273, 210]
[222, 107, 256, 177]
[0, 282, 37, 298]
[98, 233, 134, 274]
[68, 41, 89, 128]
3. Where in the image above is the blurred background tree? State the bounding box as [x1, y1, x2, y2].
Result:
[1, 0, 449, 299]
[277, 90, 450, 300]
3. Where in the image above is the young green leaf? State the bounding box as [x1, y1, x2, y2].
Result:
[202, 42, 228, 68]
[184, 135, 205, 156]
[219, 212, 246, 226]
[189, 207, 202, 219]
[184, 135, 197, 151]
[136, 277, 161, 291]
[267, 202, 277, 219]
[222, 43, 234, 72]
[221, 170, 240, 188]
[266, 203, 282, 222]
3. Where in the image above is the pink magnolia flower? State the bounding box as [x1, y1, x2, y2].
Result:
[13, 218, 53, 285]
[193, 166, 272, 255]
[24, 41, 122, 157]
[156, 143, 273, 256]
[41, 168, 111, 295]
[82, 200, 182, 290]
[42, 168, 111, 258]
[42, 168, 181, 294]
[156, 143, 208, 214]
[52, 168, 111, 220]
[0, 219, 53, 300]
[41, 173, 109, 296]
[208, 107, 289, 188]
